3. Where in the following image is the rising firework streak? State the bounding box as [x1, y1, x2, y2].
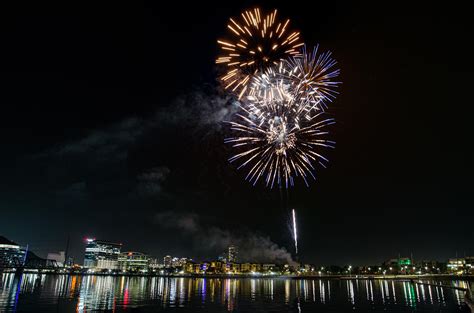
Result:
[292, 209, 298, 255]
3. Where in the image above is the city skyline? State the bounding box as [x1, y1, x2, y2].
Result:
[2, 234, 473, 274]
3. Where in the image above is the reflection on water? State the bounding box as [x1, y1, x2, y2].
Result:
[0, 273, 471, 312]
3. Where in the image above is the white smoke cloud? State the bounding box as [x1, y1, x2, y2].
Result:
[155, 211, 296, 265]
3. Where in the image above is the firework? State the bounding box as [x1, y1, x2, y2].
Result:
[283, 45, 340, 110]
[292, 209, 298, 255]
[224, 76, 335, 188]
[216, 8, 303, 98]
[246, 61, 318, 120]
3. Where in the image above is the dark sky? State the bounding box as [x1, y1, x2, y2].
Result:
[1, 2, 472, 266]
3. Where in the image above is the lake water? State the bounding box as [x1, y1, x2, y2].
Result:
[0, 273, 471, 312]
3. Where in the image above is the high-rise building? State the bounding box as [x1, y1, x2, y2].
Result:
[228, 245, 238, 263]
[118, 252, 149, 272]
[0, 236, 26, 266]
[83, 238, 121, 270]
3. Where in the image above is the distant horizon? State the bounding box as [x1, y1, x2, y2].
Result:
[2, 234, 471, 267]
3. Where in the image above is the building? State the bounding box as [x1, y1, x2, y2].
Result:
[118, 252, 149, 272]
[465, 257, 474, 274]
[83, 238, 121, 270]
[447, 257, 474, 274]
[263, 264, 276, 272]
[240, 263, 251, 273]
[447, 258, 465, 273]
[149, 258, 164, 271]
[383, 257, 412, 273]
[228, 245, 238, 263]
[228, 263, 240, 273]
[178, 258, 189, 267]
[185, 262, 196, 273]
[163, 255, 172, 268]
[250, 263, 262, 272]
[162, 256, 190, 269]
[210, 261, 224, 273]
[47, 251, 65, 267]
[0, 236, 26, 267]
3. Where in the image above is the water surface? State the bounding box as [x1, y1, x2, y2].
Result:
[0, 273, 471, 312]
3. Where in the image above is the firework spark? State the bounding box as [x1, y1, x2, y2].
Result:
[216, 8, 303, 98]
[292, 209, 298, 255]
[224, 71, 335, 188]
[283, 45, 340, 110]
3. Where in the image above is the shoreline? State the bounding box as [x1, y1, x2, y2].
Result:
[2, 270, 473, 281]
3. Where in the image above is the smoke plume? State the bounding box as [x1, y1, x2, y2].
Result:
[155, 211, 296, 265]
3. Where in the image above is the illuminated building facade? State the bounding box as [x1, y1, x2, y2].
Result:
[118, 252, 149, 271]
[148, 258, 163, 270]
[0, 237, 26, 266]
[228, 245, 238, 263]
[263, 263, 276, 272]
[83, 238, 121, 270]
[240, 263, 251, 272]
[163, 255, 172, 268]
[250, 263, 262, 272]
[447, 257, 474, 274]
[383, 257, 411, 268]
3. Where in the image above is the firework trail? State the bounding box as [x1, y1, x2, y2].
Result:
[216, 8, 303, 98]
[292, 209, 298, 255]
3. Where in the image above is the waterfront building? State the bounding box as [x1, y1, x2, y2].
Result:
[465, 257, 474, 274]
[46, 251, 65, 267]
[263, 264, 276, 272]
[383, 257, 412, 273]
[0, 237, 26, 266]
[447, 257, 473, 274]
[169, 257, 189, 268]
[118, 252, 149, 272]
[185, 262, 195, 273]
[201, 262, 210, 272]
[83, 238, 121, 270]
[229, 263, 240, 273]
[228, 245, 238, 263]
[240, 263, 251, 273]
[210, 261, 224, 273]
[178, 258, 189, 267]
[171, 257, 180, 267]
[447, 258, 465, 274]
[250, 263, 262, 272]
[163, 255, 172, 268]
[148, 258, 163, 270]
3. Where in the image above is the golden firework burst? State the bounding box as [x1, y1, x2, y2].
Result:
[216, 8, 303, 99]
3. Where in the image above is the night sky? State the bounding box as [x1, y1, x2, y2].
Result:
[1, 2, 472, 266]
